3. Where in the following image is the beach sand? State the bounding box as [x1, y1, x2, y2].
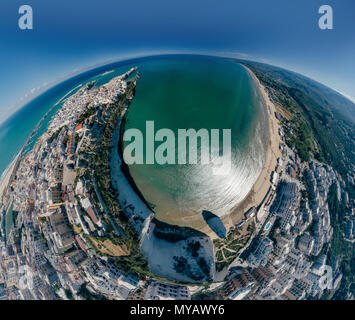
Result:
[221, 65, 282, 231]
[186, 65, 282, 238]
[144, 65, 282, 239]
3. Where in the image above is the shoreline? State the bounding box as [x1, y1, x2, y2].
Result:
[0, 84, 83, 205]
[136, 64, 282, 237]
[110, 79, 153, 234]
[221, 65, 282, 232]
[112, 64, 282, 238]
[110, 113, 153, 233]
[117, 96, 155, 213]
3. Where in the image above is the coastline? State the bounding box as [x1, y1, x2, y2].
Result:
[0, 84, 83, 206]
[152, 63, 282, 238]
[1, 59, 280, 237]
[110, 113, 153, 234]
[109, 78, 153, 235]
[112, 63, 282, 238]
[221, 64, 282, 231]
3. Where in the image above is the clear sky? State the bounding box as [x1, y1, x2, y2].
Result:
[0, 0, 354, 123]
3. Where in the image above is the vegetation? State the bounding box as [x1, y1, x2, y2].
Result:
[187, 240, 201, 258]
[76, 106, 96, 124]
[64, 289, 73, 300]
[214, 222, 254, 272]
[48, 127, 62, 143]
[80, 82, 151, 278]
[239, 59, 354, 298]
[240, 59, 355, 178]
[326, 184, 354, 299]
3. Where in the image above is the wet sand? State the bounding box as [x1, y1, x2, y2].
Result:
[221, 65, 282, 232]
[149, 65, 282, 238]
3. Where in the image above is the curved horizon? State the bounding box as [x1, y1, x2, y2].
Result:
[2, 51, 355, 128]
[0, 52, 354, 179]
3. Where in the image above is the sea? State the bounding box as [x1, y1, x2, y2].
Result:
[0, 54, 269, 221]
[0, 55, 164, 177]
[122, 55, 269, 220]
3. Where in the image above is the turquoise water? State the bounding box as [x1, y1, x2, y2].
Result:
[0, 54, 268, 223]
[122, 55, 269, 220]
[264, 221, 271, 231]
[0, 56, 164, 176]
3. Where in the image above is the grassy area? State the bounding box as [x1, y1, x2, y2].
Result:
[214, 221, 254, 271]
[87, 235, 129, 257]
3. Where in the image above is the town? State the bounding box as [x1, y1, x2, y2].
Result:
[0, 65, 353, 301]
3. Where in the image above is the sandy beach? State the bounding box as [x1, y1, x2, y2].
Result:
[184, 64, 282, 238]
[1, 64, 281, 240]
[140, 64, 282, 238]
[221, 65, 282, 231]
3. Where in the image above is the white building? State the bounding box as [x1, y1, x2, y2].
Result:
[145, 281, 190, 300]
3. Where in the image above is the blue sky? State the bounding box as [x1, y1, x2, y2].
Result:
[0, 0, 354, 123]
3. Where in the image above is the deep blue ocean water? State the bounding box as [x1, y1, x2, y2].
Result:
[0, 55, 171, 176]
[0, 55, 268, 222]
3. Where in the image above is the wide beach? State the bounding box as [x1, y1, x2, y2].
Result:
[220, 65, 282, 233]
[185, 63, 282, 238]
